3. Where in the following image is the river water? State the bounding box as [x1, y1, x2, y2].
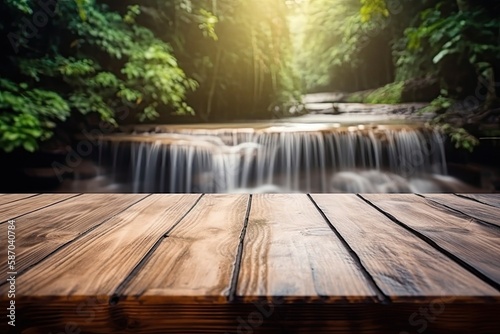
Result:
[75, 112, 476, 193]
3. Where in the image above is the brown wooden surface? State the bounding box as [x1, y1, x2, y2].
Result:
[421, 193, 500, 227]
[0, 194, 148, 280]
[311, 194, 498, 300]
[5, 195, 200, 298]
[122, 194, 249, 302]
[237, 194, 377, 302]
[0, 193, 78, 223]
[0, 194, 37, 206]
[457, 193, 500, 209]
[361, 194, 500, 287]
[1, 194, 499, 334]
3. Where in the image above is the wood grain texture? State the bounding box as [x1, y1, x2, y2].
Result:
[0, 194, 37, 206]
[122, 194, 249, 302]
[361, 194, 500, 287]
[237, 194, 377, 302]
[4, 301, 498, 334]
[457, 194, 500, 209]
[311, 194, 499, 301]
[0, 193, 78, 222]
[0, 194, 201, 298]
[0, 194, 148, 279]
[0, 194, 499, 334]
[421, 193, 500, 227]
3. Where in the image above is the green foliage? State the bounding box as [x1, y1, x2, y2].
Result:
[0, 79, 69, 152]
[360, 0, 389, 22]
[0, 0, 299, 151]
[19, 57, 97, 81]
[291, 0, 363, 90]
[392, 1, 500, 150]
[197, 9, 219, 41]
[422, 94, 481, 152]
[365, 82, 404, 104]
[122, 43, 197, 115]
[153, 0, 299, 119]
[4, 0, 32, 14]
[346, 81, 404, 104]
[291, 0, 405, 92]
[396, 2, 500, 83]
[124, 5, 141, 24]
[437, 123, 479, 152]
[0, 0, 198, 152]
[3, 0, 494, 156]
[419, 94, 454, 114]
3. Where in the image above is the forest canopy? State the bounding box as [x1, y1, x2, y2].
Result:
[0, 0, 297, 152]
[0, 0, 499, 152]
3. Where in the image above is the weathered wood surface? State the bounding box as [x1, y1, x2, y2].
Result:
[122, 194, 249, 302]
[0, 194, 148, 279]
[0, 194, 37, 206]
[457, 193, 500, 209]
[0, 193, 78, 223]
[361, 194, 500, 287]
[7, 195, 200, 298]
[0, 194, 499, 334]
[421, 193, 500, 227]
[237, 194, 377, 302]
[311, 194, 498, 300]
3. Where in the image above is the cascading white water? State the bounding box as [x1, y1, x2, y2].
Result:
[98, 125, 449, 193]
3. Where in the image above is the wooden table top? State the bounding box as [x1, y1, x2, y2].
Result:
[0, 193, 499, 333]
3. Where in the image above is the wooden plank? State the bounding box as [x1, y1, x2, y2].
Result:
[421, 194, 500, 227]
[362, 194, 500, 287]
[0, 194, 148, 278]
[237, 194, 377, 302]
[1, 194, 201, 298]
[0, 193, 79, 222]
[122, 194, 249, 303]
[457, 194, 500, 209]
[0, 194, 498, 334]
[311, 194, 499, 301]
[0, 194, 37, 206]
[2, 301, 498, 334]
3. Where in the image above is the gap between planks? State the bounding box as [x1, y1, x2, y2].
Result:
[228, 194, 252, 302]
[0, 193, 82, 224]
[109, 194, 206, 305]
[0, 194, 152, 288]
[0, 194, 40, 206]
[2, 195, 209, 300]
[358, 194, 500, 292]
[417, 194, 500, 229]
[455, 193, 500, 209]
[236, 194, 382, 303]
[5, 193, 499, 307]
[307, 194, 389, 304]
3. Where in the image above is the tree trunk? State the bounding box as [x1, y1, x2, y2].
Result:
[205, 47, 222, 122]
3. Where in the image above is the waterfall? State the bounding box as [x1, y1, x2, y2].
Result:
[98, 125, 448, 193]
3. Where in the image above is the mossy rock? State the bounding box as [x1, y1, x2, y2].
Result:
[346, 82, 404, 104]
[401, 77, 440, 103]
[346, 77, 440, 104]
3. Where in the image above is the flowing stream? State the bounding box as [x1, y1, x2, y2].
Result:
[93, 123, 466, 193]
